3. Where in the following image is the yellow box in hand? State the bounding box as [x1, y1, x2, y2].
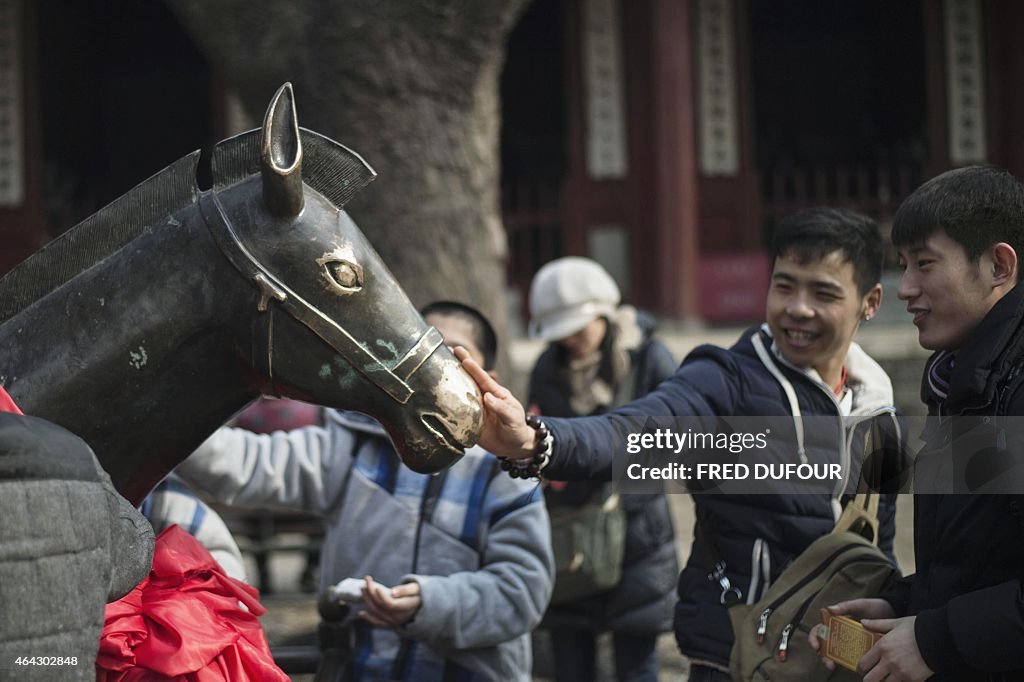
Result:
[816, 614, 883, 672]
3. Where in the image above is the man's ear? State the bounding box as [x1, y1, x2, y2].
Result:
[862, 283, 883, 321]
[990, 242, 1018, 287]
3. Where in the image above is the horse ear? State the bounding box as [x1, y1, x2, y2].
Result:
[260, 82, 304, 217]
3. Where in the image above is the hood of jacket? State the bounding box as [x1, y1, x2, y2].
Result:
[687, 326, 896, 418]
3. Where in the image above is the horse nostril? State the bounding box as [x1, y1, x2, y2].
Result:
[421, 413, 466, 454]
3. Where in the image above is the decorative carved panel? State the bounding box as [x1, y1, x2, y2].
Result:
[696, 0, 739, 177]
[944, 0, 987, 165]
[582, 0, 628, 179]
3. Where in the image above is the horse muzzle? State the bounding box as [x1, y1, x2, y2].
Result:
[385, 352, 484, 473]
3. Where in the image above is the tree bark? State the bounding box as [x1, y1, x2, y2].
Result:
[164, 0, 531, 351]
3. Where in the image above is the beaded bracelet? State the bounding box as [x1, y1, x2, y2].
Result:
[498, 414, 551, 479]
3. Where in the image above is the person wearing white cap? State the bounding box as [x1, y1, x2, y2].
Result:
[526, 257, 679, 682]
[529, 256, 620, 343]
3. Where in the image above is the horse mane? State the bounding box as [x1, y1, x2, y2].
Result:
[0, 151, 201, 324]
[0, 127, 375, 326]
[212, 127, 376, 208]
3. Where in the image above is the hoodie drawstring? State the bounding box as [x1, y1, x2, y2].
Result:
[751, 333, 808, 464]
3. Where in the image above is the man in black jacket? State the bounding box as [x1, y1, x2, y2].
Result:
[811, 165, 1024, 681]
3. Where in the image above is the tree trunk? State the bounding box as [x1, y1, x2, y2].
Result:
[164, 0, 531, 354]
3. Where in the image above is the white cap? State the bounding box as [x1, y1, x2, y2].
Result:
[528, 257, 621, 341]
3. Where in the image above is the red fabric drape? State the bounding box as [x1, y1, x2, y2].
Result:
[0, 386, 23, 415]
[96, 525, 288, 682]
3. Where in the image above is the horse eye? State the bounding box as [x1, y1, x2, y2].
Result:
[332, 262, 359, 287]
[323, 259, 363, 293]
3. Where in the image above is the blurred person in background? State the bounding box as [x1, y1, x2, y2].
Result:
[527, 257, 678, 682]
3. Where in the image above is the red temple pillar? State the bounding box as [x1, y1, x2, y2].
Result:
[650, 0, 700, 321]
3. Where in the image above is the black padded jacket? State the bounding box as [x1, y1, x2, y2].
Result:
[882, 283, 1024, 682]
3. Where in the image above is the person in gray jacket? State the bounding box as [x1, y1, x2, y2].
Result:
[0, 399, 153, 681]
[176, 301, 554, 682]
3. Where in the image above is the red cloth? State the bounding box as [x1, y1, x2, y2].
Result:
[0, 386, 22, 415]
[96, 525, 288, 682]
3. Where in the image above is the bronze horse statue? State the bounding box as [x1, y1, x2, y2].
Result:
[0, 84, 483, 505]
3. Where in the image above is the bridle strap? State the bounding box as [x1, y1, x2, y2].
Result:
[250, 305, 272, 381]
[250, 304, 279, 394]
[199, 191, 441, 404]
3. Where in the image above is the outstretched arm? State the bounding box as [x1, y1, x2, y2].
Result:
[175, 424, 348, 515]
[458, 346, 736, 481]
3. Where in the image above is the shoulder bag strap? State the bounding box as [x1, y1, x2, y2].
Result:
[833, 417, 883, 542]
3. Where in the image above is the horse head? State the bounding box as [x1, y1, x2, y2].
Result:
[205, 84, 483, 473]
[0, 83, 483, 501]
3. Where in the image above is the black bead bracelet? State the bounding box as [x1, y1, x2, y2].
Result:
[499, 414, 551, 479]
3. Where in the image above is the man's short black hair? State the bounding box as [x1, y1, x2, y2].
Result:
[891, 166, 1024, 280]
[771, 207, 883, 296]
[419, 301, 498, 370]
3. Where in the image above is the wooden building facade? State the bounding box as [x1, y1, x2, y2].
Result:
[500, 0, 1024, 322]
[1, 0, 1022, 324]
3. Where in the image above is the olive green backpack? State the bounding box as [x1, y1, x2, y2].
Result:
[727, 421, 900, 681]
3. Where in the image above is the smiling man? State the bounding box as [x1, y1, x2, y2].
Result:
[810, 166, 1024, 682]
[459, 208, 901, 680]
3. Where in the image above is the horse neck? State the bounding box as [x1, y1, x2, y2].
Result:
[0, 211, 258, 503]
